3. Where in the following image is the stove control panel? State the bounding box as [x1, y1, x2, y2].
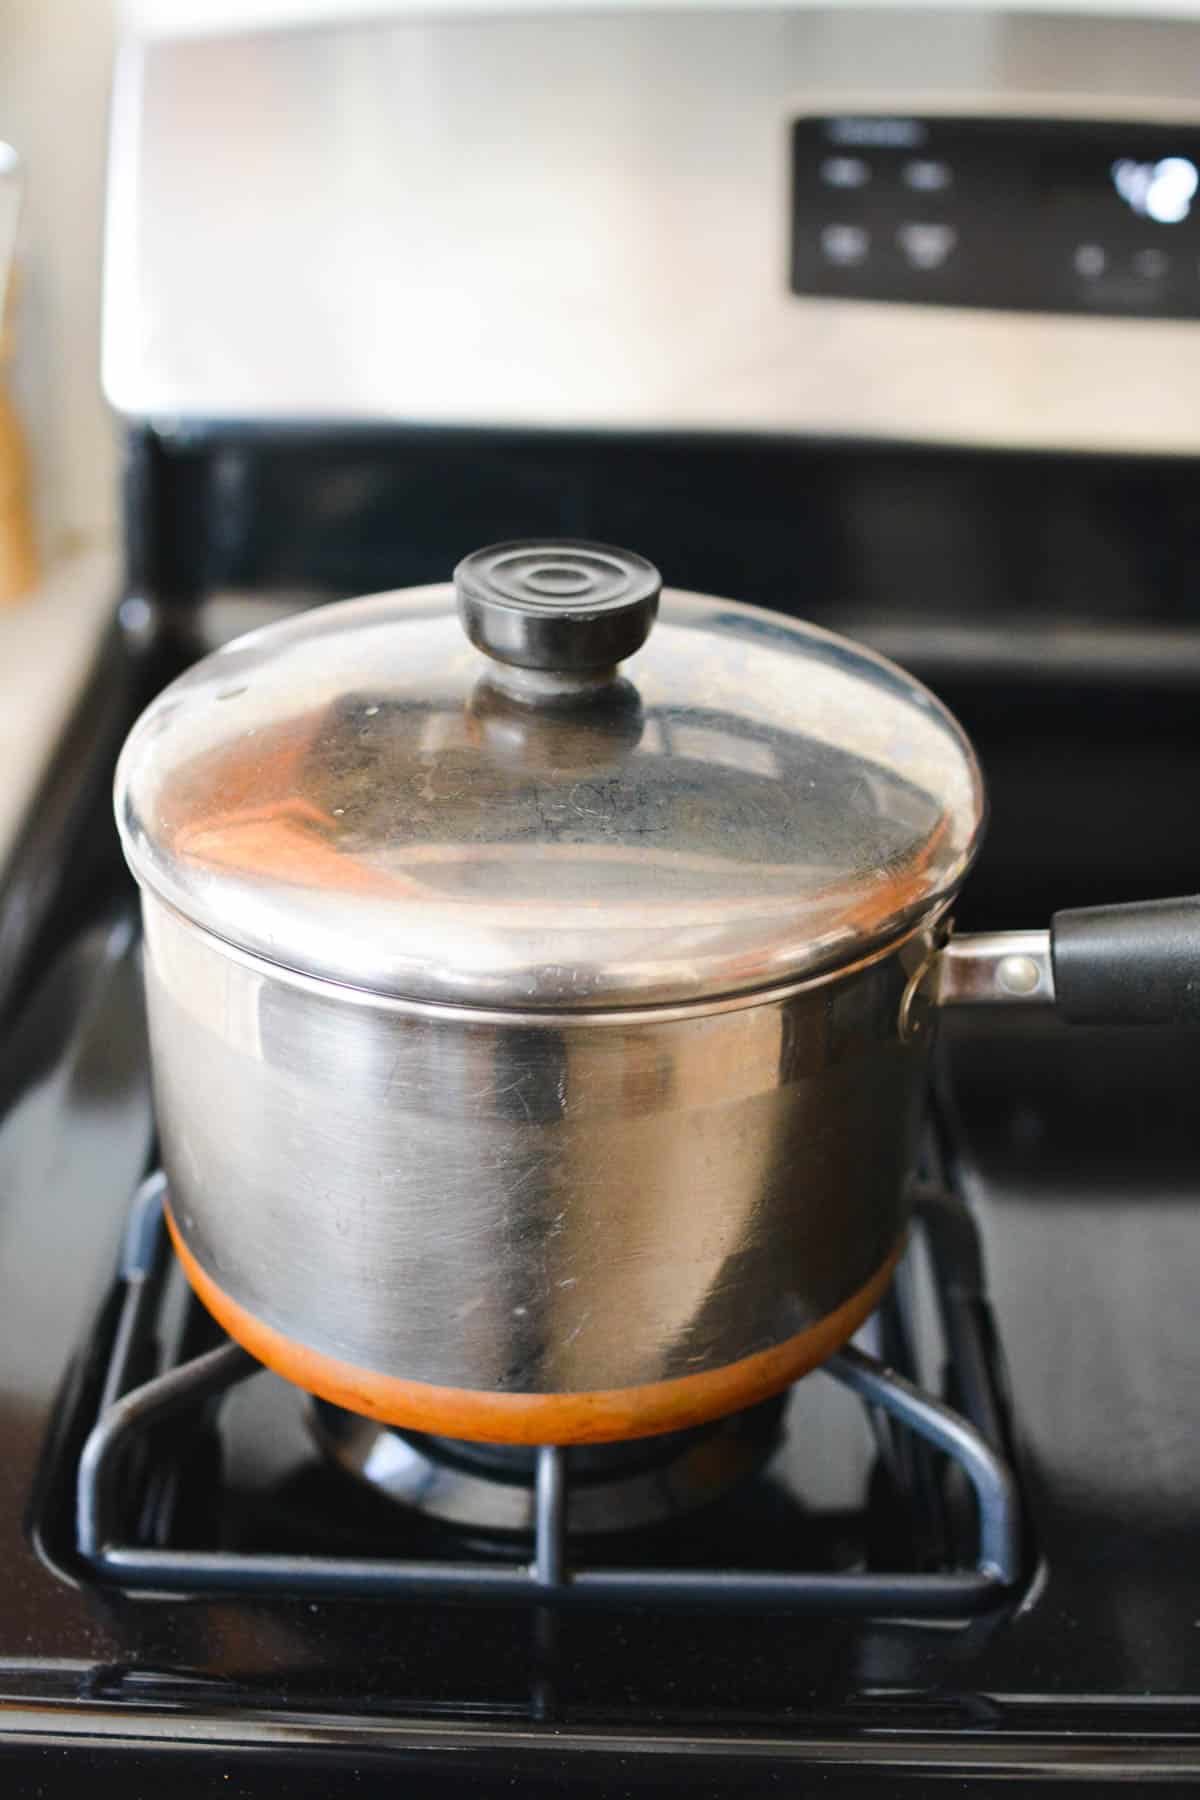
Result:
[792, 115, 1200, 319]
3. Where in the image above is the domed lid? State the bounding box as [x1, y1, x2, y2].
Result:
[114, 541, 984, 1012]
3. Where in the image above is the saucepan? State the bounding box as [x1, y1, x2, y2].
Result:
[114, 541, 1199, 1443]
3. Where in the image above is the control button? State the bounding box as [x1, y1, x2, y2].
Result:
[903, 158, 952, 192]
[1073, 243, 1107, 279]
[820, 223, 870, 266]
[819, 155, 870, 189]
[896, 222, 957, 270]
[1132, 247, 1169, 279]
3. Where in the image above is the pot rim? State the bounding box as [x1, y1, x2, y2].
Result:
[139, 888, 958, 1027]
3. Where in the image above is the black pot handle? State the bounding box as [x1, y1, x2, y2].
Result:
[933, 898, 1200, 1024]
[1051, 895, 1200, 1027]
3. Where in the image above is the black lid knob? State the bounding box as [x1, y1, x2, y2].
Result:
[454, 540, 661, 677]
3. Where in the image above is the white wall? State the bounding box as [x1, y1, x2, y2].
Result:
[1, 1, 118, 553]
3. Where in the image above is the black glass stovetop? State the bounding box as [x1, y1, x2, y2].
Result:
[1, 899, 1199, 1794]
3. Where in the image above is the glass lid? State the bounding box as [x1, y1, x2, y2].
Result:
[114, 541, 985, 1011]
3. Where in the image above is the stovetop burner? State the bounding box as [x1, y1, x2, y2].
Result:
[309, 1393, 788, 1539]
[65, 1169, 1023, 1616]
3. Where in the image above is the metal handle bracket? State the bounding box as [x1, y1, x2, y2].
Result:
[934, 931, 1056, 1008]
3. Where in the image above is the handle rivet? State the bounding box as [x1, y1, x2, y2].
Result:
[997, 954, 1041, 996]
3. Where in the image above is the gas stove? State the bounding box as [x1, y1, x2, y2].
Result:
[5, 4, 1200, 1789]
[69, 1172, 1020, 1618]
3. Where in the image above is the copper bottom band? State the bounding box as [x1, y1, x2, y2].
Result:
[166, 1205, 903, 1445]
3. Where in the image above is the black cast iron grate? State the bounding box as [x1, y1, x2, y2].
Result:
[76, 1176, 1021, 1614]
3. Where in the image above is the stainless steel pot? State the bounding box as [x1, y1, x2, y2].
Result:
[114, 541, 1199, 1443]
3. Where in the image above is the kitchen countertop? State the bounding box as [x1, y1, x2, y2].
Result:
[0, 547, 118, 879]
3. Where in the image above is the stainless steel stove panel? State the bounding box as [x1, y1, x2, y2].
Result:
[106, 7, 1200, 452]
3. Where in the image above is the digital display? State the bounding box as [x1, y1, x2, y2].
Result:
[791, 116, 1200, 318]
